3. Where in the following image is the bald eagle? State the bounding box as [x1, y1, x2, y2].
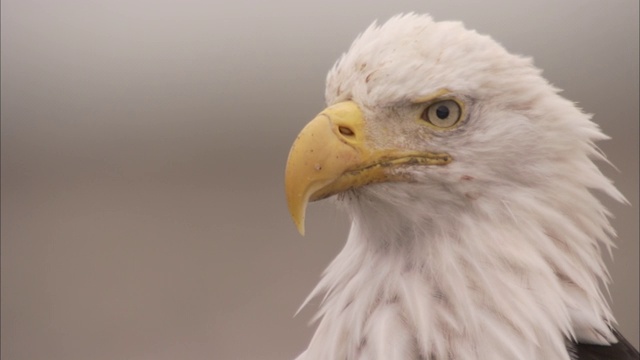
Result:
[284, 14, 638, 360]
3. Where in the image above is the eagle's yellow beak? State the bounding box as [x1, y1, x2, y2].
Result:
[285, 101, 452, 235]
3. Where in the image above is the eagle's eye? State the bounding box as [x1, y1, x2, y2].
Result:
[421, 100, 462, 128]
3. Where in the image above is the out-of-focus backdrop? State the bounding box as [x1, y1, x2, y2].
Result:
[2, 1, 638, 359]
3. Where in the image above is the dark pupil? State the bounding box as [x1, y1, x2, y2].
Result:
[435, 105, 449, 119]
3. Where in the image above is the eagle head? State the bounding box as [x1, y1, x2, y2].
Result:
[284, 13, 627, 360]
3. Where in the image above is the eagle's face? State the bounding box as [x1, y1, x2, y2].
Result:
[285, 14, 627, 359]
[285, 15, 610, 235]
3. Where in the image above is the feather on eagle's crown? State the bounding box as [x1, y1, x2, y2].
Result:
[327, 14, 542, 108]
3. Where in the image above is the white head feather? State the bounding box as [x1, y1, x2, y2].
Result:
[296, 13, 626, 360]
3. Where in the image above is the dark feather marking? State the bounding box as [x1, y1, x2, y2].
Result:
[365, 71, 376, 83]
[569, 329, 639, 360]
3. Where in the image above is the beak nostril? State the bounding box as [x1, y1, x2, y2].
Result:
[339, 126, 355, 137]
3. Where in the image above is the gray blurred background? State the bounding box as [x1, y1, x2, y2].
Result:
[1, 1, 638, 359]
